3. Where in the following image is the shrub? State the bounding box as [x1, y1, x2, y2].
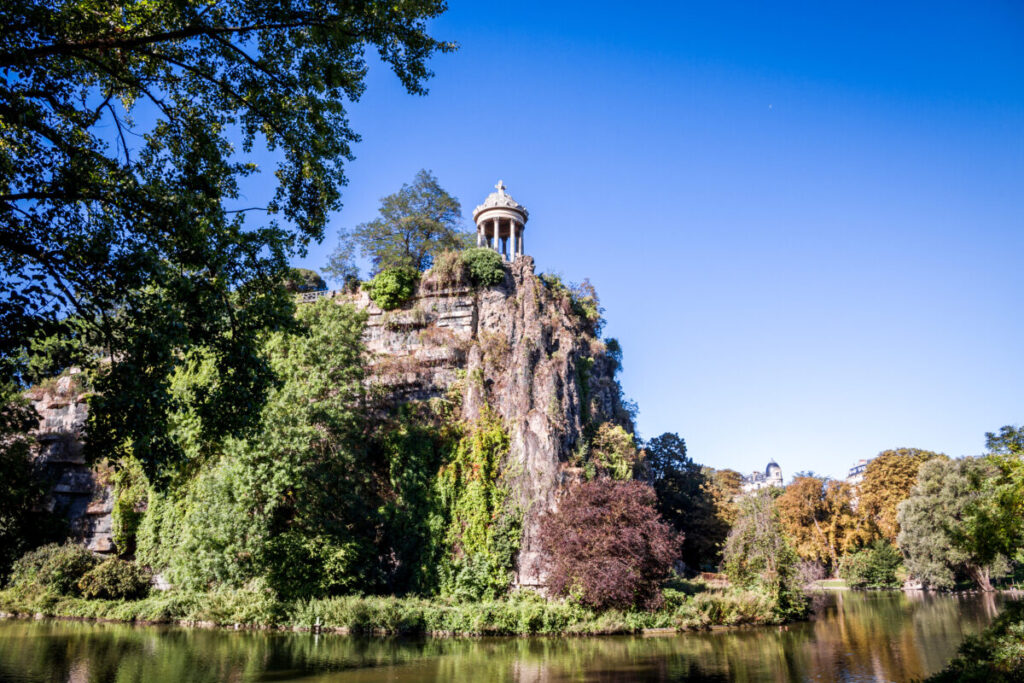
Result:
[9, 543, 98, 595]
[422, 250, 469, 290]
[839, 540, 903, 589]
[925, 599, 1024, 682]
[77, 558, 151, 600]
[366, 266, 418, 310]
[462, 247, 505, 287]
[538, 480, 680, 610]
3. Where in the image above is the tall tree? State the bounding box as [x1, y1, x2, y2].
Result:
[722, 490, 807, 618]
[965, 425, 1024, 566]
[645, 433, 723, 570]
[705, 467, 744, 528]
[777, 476, 865, 574]
[158, 299, 378, 597]
[1, 0, 452, 478]
[328, 169, 470, 277]
[898, 457, 1004, 591]
[857, 448, 944, 542]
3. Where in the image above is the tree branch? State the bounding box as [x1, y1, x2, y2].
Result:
[0, 17, 347, 68]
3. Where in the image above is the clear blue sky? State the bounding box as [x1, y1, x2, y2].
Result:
[284, 0, 1023, 480]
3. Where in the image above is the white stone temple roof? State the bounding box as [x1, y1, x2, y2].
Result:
[473, 180, 529, 222]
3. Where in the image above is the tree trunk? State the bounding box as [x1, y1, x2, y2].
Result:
[970, 565, 993, 592]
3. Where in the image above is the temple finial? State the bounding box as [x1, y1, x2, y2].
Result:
[494, 179, 506, 195]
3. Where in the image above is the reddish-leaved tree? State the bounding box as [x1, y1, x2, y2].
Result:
[538, 479, 681, 610]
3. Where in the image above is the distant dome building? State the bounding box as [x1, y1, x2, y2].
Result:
[741, 460, 784, 493]
[473, 180, 528, 261]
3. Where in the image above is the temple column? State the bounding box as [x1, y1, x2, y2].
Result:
[492, 218, 499, 251]
[509, 220, 517, 262]
[518, 225, 524, 256]
[476, 228, 483, 247]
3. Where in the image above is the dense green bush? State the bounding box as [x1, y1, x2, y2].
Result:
[159, 300, 376, 599]
[366, 266, 418, 310]
[839, 540, 903, 589]
[9, 543, 98, 595]
[77, 558, 151, 600]
[462, 247, 505, 287]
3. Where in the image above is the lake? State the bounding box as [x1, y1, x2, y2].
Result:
[0, 591, 1014, 682]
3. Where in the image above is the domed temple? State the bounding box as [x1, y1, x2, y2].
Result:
[473, 180, 528, 261]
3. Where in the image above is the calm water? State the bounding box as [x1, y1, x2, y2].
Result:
[0, 591, 1014, 682]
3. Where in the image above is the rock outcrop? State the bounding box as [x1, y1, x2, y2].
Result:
[27, 375, 114, 553]
[352, 256, 631, 586]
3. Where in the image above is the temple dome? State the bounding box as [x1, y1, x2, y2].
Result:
[473, 180, 529, 222]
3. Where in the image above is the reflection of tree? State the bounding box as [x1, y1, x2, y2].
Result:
[0, 593, 1015, 682]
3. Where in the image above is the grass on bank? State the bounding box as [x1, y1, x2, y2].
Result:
[0, 582, 790, 636]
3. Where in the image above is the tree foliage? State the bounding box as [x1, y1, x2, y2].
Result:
[645, 432, 724, 571]
[330, 169, 470, 277]
[722, 491, 807, 618]
[539, 480, 680, 610]
[777, 476, 866, 574]
[142, 298, 376, 597]
[898, 457, 1006, 591]
[366, 266, 419, 310]
[858, 448, 944, 542]
[972, 425, 1024, 564]
[1, 0, 452, 478]
[839, 540, 903, 589]
[282, 268, 327, 293]
[0, 387, 62, 581]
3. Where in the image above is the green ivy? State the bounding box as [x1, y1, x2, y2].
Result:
[110, 458, 148, 554]
[437, 408, 521, 600]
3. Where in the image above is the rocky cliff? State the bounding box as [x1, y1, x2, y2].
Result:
[26, 376, 114, 554]
[352, 256, 631, 586]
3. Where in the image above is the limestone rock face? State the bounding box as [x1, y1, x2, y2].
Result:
[27, 377, 114, 554]
[356, 256, 631, 587]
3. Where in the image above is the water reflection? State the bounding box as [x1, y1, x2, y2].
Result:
[0, 591, 1015, 683]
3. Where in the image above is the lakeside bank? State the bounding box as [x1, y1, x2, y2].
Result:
[0, 583, 800, 637]
[0, 591, 1011, 682]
